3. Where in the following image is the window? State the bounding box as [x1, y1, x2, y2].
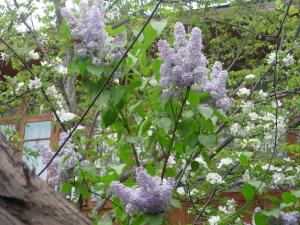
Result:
[0, 107, 59, 181]
[23, 121, 52, 180]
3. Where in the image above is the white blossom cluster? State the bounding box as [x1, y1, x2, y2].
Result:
[267, 52, 295, 67]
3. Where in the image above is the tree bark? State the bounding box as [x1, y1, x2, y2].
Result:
[0, 132, 90, 225]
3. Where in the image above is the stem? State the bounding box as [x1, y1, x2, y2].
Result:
[161, 88, 190, 180]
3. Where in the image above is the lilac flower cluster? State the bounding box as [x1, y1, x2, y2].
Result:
[280, 211, 300, 225]
[61, 0, 126, 65]
[110, 167, 175, 214]
[158, 22, 230, 111]
[38, 132, 88, 185]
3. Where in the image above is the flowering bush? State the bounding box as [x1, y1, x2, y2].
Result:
[0, 0, 300, 225]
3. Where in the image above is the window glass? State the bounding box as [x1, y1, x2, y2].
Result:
[23, 121, 52, 180]
[24, 121, 51, 140]
[23, 140, 50, 180]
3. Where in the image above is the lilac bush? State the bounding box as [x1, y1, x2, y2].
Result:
[158, 22, 230, 111]
[110, 167, 175, 214]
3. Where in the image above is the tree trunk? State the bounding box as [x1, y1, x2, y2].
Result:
[0, 132, 91, 225]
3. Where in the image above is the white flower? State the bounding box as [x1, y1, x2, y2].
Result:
[262, 112, 275, 121]
[206, 172, 224, 185]
[149, 79, 159, 86]
[195, 156, 208, 168]
[272, 172, 284, 184]
[242, 170, 251, 182]
[218, 206, 229, 214]
[16, 82, 24, 92]
[17, 6, 28, 16]
[147, 130, 153, 136]
[55, 57, 63, 64]
[245, 74, 255, 80]
[0, 52, 6, 61]
[241, 101, 254, 113]
[227, 199, 236, 208]
[282, 53, 295, 67]
[41, 61, 50, 67]
[248, 138, 261, 150]
[28, 50, 39, 60]
[177, 187, 185, 195]
[208, 215, 221, 225]
[271, 100, 282, 108]
[219, 199, 236, 215]
[230, 123, 241, 136]
[217, 157, 233, 168]
[113, 78, 120, 84]
[46, 85, 59, 98]
[267, 52, 276, 64]
[168, 155, 176, 165]
[262, 164, 282, 172]
[190, 189, 198, 196]
[56, 65, 68, 74]
[235, 218, 241, 223]
[57, 110, 76, 122]
[284, 157, 292, 162]
[258, 89, 268, 98]
[237, 87, 250, 97]
[248, 112, 259, 120]
[28, 77, 42, 89]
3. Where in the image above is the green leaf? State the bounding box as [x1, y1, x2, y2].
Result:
[157, 117, 172, 134]
[261, 208, 280, 218]
[125, 136, 138, 144]
[239, 152, 254, 165]
[139, 119, 151, 136]
[291, 189, 300, 198]
[198, 105, 213, 119]
[188, 90, 201, 106]
[198, 134, 217, 149]
[213, 108, 230, 122]
[105, 25, 126, 36]
[182, 110, 195, 119]
[119, 144, 134, 165]
[60, 183, 72, 194]
[96, 90, 110, 108]
[254, 212, 269, 225]
[129, 101, 142, 113]
[150, 19, 168, 35]
[191, 161, 199, 172]
[247, 180, 265, 194]
[170, 199, 182, 208]
[242, 183, 256, 201]
[110, 164, 126, 175]
[87, 64, 105, 77]
[102, 109, 118, 128]
[110, 86, 127, 105]
[144, 214, 163, 225]
[282, 192, 297, 204]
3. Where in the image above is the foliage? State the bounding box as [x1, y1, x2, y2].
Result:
[0, 0, 300, 225]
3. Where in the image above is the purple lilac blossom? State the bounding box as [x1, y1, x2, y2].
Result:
[38, 132, 89, 185]
[158, 22, 230, 112]
[110, 167, 175, 214]
[61, 0, 126, 65]
[280, 211, 300, 225]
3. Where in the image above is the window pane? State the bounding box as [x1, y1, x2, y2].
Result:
[23, 140, 50, 180]
[24, 121, 51, 140]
